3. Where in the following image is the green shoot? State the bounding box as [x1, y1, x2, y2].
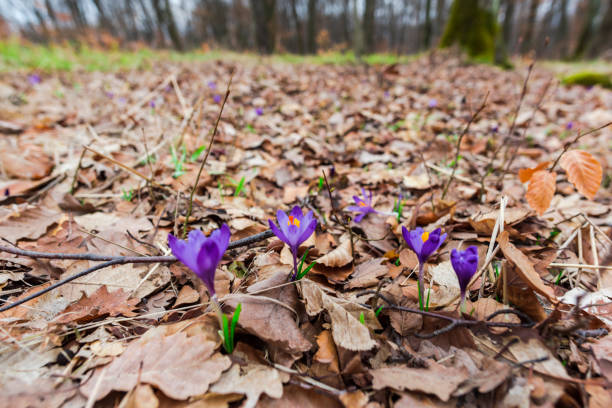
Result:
[190, 145, 206, 162]
[220, 303, 241, 354]
[555, 270, 564, 285]
[121, 188, 134, 201]
[234, 176, 246, 197]
[170, 145, 187, 178]
[375, 306, 384, 317]
[359, 312, 365, 325]
[318, 176, 324, 191]
[245, 124, 255, 133]
[295, 248, 316, 280]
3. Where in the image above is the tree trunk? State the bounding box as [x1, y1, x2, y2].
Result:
[572, 0, 600, 59]
[440, 0, 497, 60]
[92, 0, 114, 33]
[423, 0, 432, 49]
[290, 0, 304, 53]
[250, 0, 276, 54]
[556, 0, 569, 58]
[595, 1, 612, 55]
[363, 0, 376, 54]
[342, 0, 351, 47]
[501, 0, 514, 51]
[307, 0, 317, 53]
[435, 0, 446, 39]
[164, 0, 184, 50]
[520, 0, 539, 54]
[352, 0, 363, 59]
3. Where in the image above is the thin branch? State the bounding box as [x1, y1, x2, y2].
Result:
[183, 73, 234, 238]
[0, 229, 274, 313]
[549, 121, 612, 172]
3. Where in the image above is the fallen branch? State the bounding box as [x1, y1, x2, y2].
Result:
[0, 229, 274, 313]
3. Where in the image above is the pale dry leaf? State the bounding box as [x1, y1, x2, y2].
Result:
[469, 297, 519, 334]
[80, 332, 231, 401]
[498, 231, 556, 302]
[508, 338, 569, 379]
[370, 362, 469, 402]
[316, 238, 353, 268]
[210, 364, 283, 408]
[54, 286, 138, 324]
[344, 258, 388, 289]
[224, 272, 312, 353]
[300, 279, 377, 351]
[123, 384, 159, 408]
[525, 170, 556, 215]
[0, 204, 62, 241]
[258, 384, 342, 408]
[0, 141, 53, 180]
[314, 330, 340, 373]
[559, 150, 602, 199]
[173, 285, 200, 307]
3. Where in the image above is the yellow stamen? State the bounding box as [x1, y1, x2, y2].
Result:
[421, 231, 430, 242]
[358, 202, 367, 207]
[287, 215, 300, 227]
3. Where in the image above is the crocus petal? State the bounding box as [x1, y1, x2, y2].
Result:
[168, 233, 200, 275]
[269, 219, 289, 246]
[420, 228, 445, 261]
[286, 224, 301, 248]
[404, 227, 424, 256]
[289, 205, 303, 222]
[196, 239, 220, 296]
[276, 209, 290, 237]
[346, 205, 362, 212]
[297, 219, 317, 244]
[211, 223, 231, 254]
[354, 212, 366, 223]
[352, 196, 364, 205]
[451, 246, 479, 296]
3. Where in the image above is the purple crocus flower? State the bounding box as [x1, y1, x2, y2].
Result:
[168, 224, 231, 298]
[491, 124, 499, 133]
[346, 188, 377, 223]
[28, 74, 41, 85]
[255, 107, 263, 116]
[208, 81, 217, 90]
[149, 100, 156, 108]
[213, 94, 222, 104]
[451, 246, 479, 309]
[566, 121, 574, 130]
[268, 206, 317, 280]
[428, 99, 437, 108]
[402, 226, 447, 309]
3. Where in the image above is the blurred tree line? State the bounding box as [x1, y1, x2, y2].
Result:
[1, 0, 611, 60]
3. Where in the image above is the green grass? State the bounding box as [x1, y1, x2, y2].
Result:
[561, 71, 612, 89]
[0, 38, 415, 72]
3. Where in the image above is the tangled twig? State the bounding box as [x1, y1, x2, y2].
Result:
[0, 229, 274, 313]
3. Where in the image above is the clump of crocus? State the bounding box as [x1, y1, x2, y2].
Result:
[255, 107, 263, 116]
[213, 94, 222, 104]
[428, 98, 437, 108]
[269, 206, 317, 280]
[28, 74, 41, 85]
[168, 224, 230, 299]
[402, 226, 447, 310]
[346, 188, 377, 223]
[208, 81, 216, 90]
[566, 121, 574, 130]
[450, 246, 479, 312]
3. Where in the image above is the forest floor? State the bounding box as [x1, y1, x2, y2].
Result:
[0, 52, 611, 407]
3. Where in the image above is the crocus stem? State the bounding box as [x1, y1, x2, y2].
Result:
[209, 295, 225, 332]
[418, 262, 425, 311]
[291, 249, 298, 281]
[460, 293, 466, 314]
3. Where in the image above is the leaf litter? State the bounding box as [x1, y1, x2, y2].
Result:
[0, 55, 611, 406]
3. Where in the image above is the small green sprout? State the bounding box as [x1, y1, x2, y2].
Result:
[233, 177, 246, 197]
[190, 145, 206, 162]
[295, 248, 316, 280]
[359, 312, 366, 325]
[220, 303, 241, 354]
[375, 306, 383, 317]
[121, 188, 134, 201]
[170, 145, 187, 178]
[318, 176, 324, 191]
[555, 270, 564, 285]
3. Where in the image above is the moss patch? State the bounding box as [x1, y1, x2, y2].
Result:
[561, 71, 612, 89]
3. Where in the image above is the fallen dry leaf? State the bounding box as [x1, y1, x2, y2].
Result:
[316, 238, 353, 268]
[80, 331, 231, 400]
[498, 231, 556, 302]
[210, 364, 284, 408]
[300, 279, 378, 351]
[314, 329, 340, 373]
[54, 286, 138, 324]
[371, 362, 469, 402]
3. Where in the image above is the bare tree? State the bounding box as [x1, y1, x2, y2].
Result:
[520, 0, 539, 54]
[363, 0, 376, 53]
[307, 0, 317, 53]
[250, 0, 276, 53]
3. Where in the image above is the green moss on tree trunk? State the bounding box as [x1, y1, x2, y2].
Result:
[440, 0, 497, 63]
